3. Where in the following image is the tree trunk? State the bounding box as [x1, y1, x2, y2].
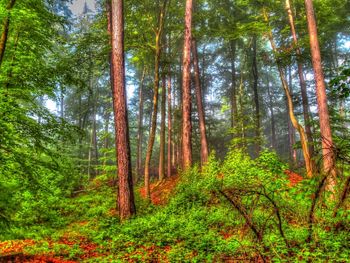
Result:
[136, 67, 146, 181]
[264, 9, 313, 177]
[229, 40, 238, 132]
[266, 74, 276, 150]
[144, 1, 167, 199]
[167, 44, 172, 177]
[192, 38, 209, 165]
[0, 0, 16, 68]
[304, 0, 336, 187]
[286, 0, 314, 157]
[181, 0, 193, 169]
[158, 74, 166, 181]
[252, 36, 260, 154]
[111, 0, 136, 220]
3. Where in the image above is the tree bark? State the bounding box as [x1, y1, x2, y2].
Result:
[158, 73, 166, 181]
[286, 0, 314, 157]
[167, 44, 172, 177]
[192, 38, 209, 166]
[144, 1, 167, 199]
[229, 40, 238, 132]
[181, 0, 193, 169]
[0, 0, 16, 68]
[252, 36, 260, 154]
[304, 0, 336, 186]
[136, 67, 146, 181]
[266, 74, 276, 150]
[264, 9, 313, 177]
[111, 0, 136, 220]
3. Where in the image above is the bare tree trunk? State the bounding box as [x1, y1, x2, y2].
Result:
[144, 1, 167, 199]
[0, 0, 16, 68]
[252, 36, 260, 154]
[136, 67, 146, 181]
[288, 67, 297, 163]
[182, 0, 193, 169]
[286, 0, 314, 157]
[159, 74, 166, 180]
[167, 46, 172, 177]
[229, 40, 238, 132]
[264, 9, 313, 177]
[111, 0, 136, 220]
[266, 74, 276, 150]
[192, 38, 209, 165]
[304, 0, 336, 187]
[103, 109, 110, 174]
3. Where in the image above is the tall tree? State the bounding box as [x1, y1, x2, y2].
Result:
[159, 73, 166, 180]
[264, 9, 313, 177]
[182, 0, 193, 169]
[304, 0, 336, 184]
[136, 67, 146, 180]
[285, 0, 314, 157]
[192, 38, 209, 165]
[144, 0, 167, 199]
[251, 35, 261, 153]
[167, 55, 172, 177]
[111, 0, 136, 220]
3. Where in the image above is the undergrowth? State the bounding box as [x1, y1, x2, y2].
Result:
[1, 149, 349, 262]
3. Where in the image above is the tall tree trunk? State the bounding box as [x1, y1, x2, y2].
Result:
[192, 38, 209, 165]
[304, 0, 336, 187]
[0, 0, 16, 68]
[144, 1, 167, 199]
[111, 0, 136, 220]
[266, 74, 276, 150]
[136, 67, 146, 181]
[252, 36, 260, 154]
[167, 45, 172, 177]
[229, 40, 238, 132]
[181, 0, 193, 169]
[286, 0, 314, 157]
[264, 9, 313, 177]
[103, 109, 110, 174]
[287, 67, 297, 163]
[159, 74, 166, 181]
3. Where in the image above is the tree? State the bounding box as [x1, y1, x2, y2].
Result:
[182, 0, 193, 169]
[144, 0, 168, 199]
[192, 38, 209, 166]
[285, 0, 314, 157]
[111, 0, 136, 220]
[304, 0, 336, 185]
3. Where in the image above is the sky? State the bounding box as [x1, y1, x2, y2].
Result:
[69, 0, 96, 16]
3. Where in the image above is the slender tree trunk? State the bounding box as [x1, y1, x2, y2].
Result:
[144, 1, 167, 199]
[229, 40, 238, 132]
[287, 68, 297, 163]
[136, 67, 146, 181]
[167, 46, 172, 177]
[266, 74, 276, 150]
[252, 36, 260, 154]
[159, 73, 166, 180]
[0, 0, 16, 68]
[192, 38, 209, 165]
[264, 9, 313, 177]
[93, 111, 99, 177]
[304, 0, 336, 186]
[111, 0, 136, 220]
[182, 0, 193, 169]
[103, 109, 110, 174]
[286, 0, 314, 157]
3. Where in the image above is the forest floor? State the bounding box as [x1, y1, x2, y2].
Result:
[0, 171, 303, 262]
[0, 176, 181, 263]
